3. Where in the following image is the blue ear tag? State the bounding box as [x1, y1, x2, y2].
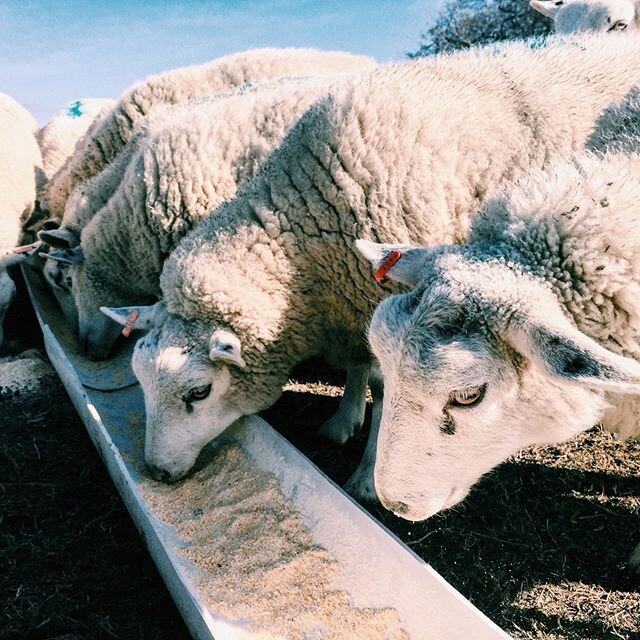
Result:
[67, 100, 84, 118]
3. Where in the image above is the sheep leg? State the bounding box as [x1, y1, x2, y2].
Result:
[0, 271, 17, 347]
[342, 366, 383, 503]
[630, 543, 640, 575]
[601, 394, 640, 441]
[318, 364, 369, 445]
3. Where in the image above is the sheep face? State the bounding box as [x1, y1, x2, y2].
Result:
[531, 0, 638, 33]
[66, 264, 128, 360]
[358, 242, 640, 521]
[128, 312, 273, 483]
[42, 258, 79, 333]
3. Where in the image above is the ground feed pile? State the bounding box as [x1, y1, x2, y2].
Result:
[141, 442, 410, 640]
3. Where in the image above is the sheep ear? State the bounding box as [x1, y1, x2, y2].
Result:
[100, 302, 167, 330]
[507, 318, 640, 393]
[42, 247, 84, 265]
[355, 239, 432, 287]
[209, 329, 246, 369]
[22, 208, 53, 232]
[529, 0, 563, 19]
[38, 227, 80, 248]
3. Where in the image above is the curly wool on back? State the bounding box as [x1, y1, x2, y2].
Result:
[41, 48, 376, 220]
[37, 98, 115, 190]
[69, 76, 351, 358]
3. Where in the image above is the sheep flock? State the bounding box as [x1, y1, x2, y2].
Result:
[3, 1, 640, 638]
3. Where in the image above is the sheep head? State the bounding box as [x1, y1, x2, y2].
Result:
[530, 0, 638, 33]
[357, 240, 640, 521]
[103, 306, 284, 483]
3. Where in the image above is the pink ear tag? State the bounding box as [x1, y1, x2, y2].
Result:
[374, 250, 402, 284]
[122, 310, 140, 337]
[14, 241, 41, 254]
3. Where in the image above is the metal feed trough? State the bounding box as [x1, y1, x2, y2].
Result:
[23, 262, 512, 640]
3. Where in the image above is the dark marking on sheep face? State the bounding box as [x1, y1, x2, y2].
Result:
[440, 410, 456, 435]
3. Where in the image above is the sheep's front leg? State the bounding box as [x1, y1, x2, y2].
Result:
[0, 271, 17, 347]
[342, 367, 383, 503]
[318, 364, 369, 445]
[630, 543, 640, 575]
[601, 394, 640, 441]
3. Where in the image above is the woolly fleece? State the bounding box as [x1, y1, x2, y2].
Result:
[37, 98, 115, 191]
[42, 48, 375, 219]
[73, 76, 348, 355]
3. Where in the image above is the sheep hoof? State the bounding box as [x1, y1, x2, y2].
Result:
[343, 467, 377, 504]
[318, 414, 361, 445]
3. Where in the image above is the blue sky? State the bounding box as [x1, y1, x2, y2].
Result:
[0, 1, 444, 124]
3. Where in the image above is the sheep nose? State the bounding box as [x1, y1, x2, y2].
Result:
[147, 463, 173, 483]
[380, 496, 411, 516]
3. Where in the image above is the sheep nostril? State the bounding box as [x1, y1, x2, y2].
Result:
[387, 500, 411, 516]
[147, 463, 172, 483]
[379, 494, 411, 516]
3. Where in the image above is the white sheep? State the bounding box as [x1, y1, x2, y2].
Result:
[531, 0, 639, 32]
[37, 98, 115, 188]
[0, 93, 43, 345]
[356, 149, 640, 570]
[44, 76, 349, 360]
[101, 33, 640, 497]
[41, 48, 375, 219]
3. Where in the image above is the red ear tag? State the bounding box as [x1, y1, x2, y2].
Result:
[122, 310, 140, 337]
[14, 242, 41, 254]
[374, 250, 402, 285]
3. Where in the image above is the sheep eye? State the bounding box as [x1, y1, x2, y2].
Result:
[185, 384, 212, 404]
[448, 383, 487, 408]
[609, 21, 628, 31]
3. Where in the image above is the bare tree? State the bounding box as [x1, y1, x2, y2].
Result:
[409, 0, 551, 57]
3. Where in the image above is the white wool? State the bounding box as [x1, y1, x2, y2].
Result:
[41, 48, 375, 219]
[56, 75, 350, 360]
[37, 98, 115, 193]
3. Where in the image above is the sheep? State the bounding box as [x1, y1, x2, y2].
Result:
[41, 48, 375, 220]
[0, 93, 43, 345]
[43, 76, 353, 360]
[37, 98, 115, 188]
[100, 33, 640, 497]
[530, 0, 639, 32]
[356, 149, 640, 569]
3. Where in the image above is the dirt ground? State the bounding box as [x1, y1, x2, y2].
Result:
[2, 269, 639, 640]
